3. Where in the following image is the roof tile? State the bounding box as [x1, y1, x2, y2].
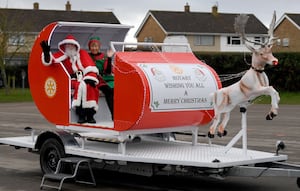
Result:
[286, 13, 300, 27]
[150, 11, 267, 34]
[0, 8, 120, 32]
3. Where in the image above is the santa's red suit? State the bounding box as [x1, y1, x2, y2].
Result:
[41, 35, 99, 123]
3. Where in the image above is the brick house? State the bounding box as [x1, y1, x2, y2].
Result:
[274, 13, 300, 52]
[135, 4, 268, 53]
[0, 1, 120, 88]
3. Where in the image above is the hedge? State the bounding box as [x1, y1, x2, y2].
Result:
[194, 52, 300, 92]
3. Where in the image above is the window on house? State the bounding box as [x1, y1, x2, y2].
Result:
[253, 36, 267, 45]
[227, 36, 242, 45]
[194, 35, 214, 46]
[282, 38, 289, 47]
[254, 37, 262, 45]
[143, 36, 154, 50]
[9, 34, 25, 46]
[144, 36, 153, 42]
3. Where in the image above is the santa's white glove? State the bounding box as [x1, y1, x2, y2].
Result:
[76, 71, 83, 82]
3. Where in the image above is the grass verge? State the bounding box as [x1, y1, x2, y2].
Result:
[0, 88, 299, 104]
[249, 92, 300, 105]
[0, 88, 32, 102]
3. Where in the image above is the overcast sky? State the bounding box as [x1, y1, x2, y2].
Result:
[1, 0, 299, 42]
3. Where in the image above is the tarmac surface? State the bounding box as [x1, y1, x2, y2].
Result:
[0, 102, 299, 191]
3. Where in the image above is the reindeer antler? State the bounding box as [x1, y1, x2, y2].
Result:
[264, 11, 277, 45]
[234, 14, 265, 46]
[234, 14, 249, 42]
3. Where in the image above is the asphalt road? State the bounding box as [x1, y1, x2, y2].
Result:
[0, 102, 299, 191]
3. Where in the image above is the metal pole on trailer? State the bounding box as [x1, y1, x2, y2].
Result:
[224, 107, 248, 156]
[241, 107, 248, 156]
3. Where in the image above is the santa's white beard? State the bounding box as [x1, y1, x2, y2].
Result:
[65, 48, 77, 57]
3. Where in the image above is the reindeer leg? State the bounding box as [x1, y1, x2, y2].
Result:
[208, 113, 221, 138]
[265, 87, 280, 120]
[217, 112, 230, 137]
[266, 112, 277, 120]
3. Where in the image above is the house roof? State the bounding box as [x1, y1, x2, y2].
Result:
[135, 10, 268, 37]
[275, 13, 300, 30]
[287, 14, 300, 27]
[0, 8, 120, 32]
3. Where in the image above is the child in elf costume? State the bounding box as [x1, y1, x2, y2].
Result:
[88, 37, 114, 120]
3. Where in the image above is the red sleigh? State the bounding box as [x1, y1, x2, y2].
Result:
[29, 22, 221, 134]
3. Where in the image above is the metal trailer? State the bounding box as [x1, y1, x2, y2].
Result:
[0, 22, 299, 190]
[1, 121, 300, 189]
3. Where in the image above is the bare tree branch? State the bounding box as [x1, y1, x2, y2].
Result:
[0, 10, 32, 94]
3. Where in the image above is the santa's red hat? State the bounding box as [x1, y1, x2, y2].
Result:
[58, 34, 80, 53]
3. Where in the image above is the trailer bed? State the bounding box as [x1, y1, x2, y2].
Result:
[0, 136, 287, 169]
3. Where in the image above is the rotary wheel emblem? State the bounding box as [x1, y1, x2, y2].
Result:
[44, 77, 56, 98]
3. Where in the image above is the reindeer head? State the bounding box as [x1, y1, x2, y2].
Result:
[251, 44, 278, 69]
[234, 11, 278, 69]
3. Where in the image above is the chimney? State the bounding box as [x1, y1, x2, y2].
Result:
[184, 3, 190, 13]
[33, 2, 39, 10]
[65, 1, 71, 11]
[212, 5, 218, 16]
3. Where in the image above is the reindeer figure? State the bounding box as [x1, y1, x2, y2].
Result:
[208, 12, 280, 138]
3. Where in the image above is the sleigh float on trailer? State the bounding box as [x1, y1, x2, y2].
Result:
[0, 21, 299, 190]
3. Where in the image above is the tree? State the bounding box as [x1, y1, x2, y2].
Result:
[0, 9, 33, 94]
[0, 10, 9, 93]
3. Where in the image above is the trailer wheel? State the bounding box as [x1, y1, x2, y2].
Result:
[297, 177, 300, 188]
[39, 138, 65, 174]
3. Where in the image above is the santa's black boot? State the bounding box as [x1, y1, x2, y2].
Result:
[106, 96, 114, 120]
[86, 108, 96, 124]
[76, 106, 86, 123]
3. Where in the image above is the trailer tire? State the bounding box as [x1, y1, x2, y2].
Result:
[297, 177, 300, 188]
[40, 138, 65, 174]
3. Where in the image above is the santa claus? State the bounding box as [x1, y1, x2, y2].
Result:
[40, 35, 99, 124]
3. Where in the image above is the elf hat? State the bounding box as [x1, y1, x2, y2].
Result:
[58, 34, 80, 53]
[88, 36, 101, 48]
